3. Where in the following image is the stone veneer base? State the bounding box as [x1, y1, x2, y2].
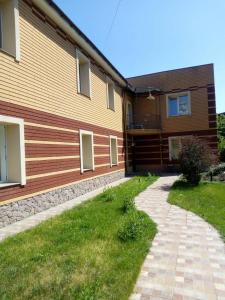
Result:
[0, 170, 125, 228]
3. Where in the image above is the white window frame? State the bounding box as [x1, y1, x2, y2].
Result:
[106, 77, 115, 111]
[0, 125, 7, 182]
[79, 129, 95, 173]
[168, 135, 192, 161]
[76, 49, 92, 98]
[109, 135, 118, 167]
[0, 0, 20, 61]
[0, 8, 3, 49]
[0, 115, 26, 187]
[14, 0, 21, 62]
[166, 91, 191, 117]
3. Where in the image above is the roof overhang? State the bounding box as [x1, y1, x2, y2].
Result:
[32, 0, 127, 87]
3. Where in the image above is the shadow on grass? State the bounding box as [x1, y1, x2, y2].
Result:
[170, 180, 209, 191]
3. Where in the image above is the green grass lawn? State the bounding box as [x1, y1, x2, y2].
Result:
[0, 176, 158, 300]
[168, 180, 225, 240]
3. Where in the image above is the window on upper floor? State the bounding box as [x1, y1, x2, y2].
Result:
[79, 130, 94, 173]
[169, 136, 192, 160]
[167, 92, 191, 117]
[0, 8, 2, 49]
[76, 50, 91, 98]
[110, 136, 118, 166]
[0, 115, 26, 188]
[106, 78, 115, 111]
[126, 101, 133, 128]
[0, 0, 20, 61]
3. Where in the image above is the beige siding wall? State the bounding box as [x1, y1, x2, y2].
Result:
[0, 0, 123, 132]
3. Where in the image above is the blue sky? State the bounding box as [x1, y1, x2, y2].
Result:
[54, 0, 225, 113]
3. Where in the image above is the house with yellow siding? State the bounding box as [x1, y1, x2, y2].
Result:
[0, 0, 217, 227]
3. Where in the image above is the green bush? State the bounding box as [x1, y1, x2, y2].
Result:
[180, 137, 215, 185]
[118, 211, 149, 242]
[217, 114, 225, 162]
[122, 196, 135, 213]
[207, 163, 225, 176]
[218, 172, 225, 181]
[220, 147, 225, 162]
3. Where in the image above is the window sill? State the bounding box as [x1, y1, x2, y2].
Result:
[107, 107, 115, 112]
[78, 92, 91, 100]
[167, 114, 191, 118]
[111, 164, 118, 167]
[82, 168, 94, 173]
[0, 48, 18, 62]
[0, 182, 20, 189]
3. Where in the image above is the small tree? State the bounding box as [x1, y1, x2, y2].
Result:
[217, 113, 225, 162]
[180, 137, 215, 185]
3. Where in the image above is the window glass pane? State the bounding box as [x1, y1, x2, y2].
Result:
[168, 98, 178, 116]
[108, 83, 114, 110]
[179, 95, 189, 115]
[0, 9, 2, 49]
[79, 61, 90, 97]
[170, 138, 180, 160]
[127, 102, 133, 128]
[0, 125, 7, 182]
[82, 134, 93, 170]
[110, 138, 117, 165]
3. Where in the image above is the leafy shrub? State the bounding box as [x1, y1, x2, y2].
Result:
[180, 137, 215, 185]
[218, 172, 225, 181]
[122, 196, 135, 213]
[218, 114, 225, 162]
[207, 163, 225, 176]
[220, 147, 225, 162]
[117, 211, 149, 242]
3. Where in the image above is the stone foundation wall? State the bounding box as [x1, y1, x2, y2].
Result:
[0, 170, 125, 228]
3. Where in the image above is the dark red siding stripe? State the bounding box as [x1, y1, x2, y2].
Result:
[133, 130, 218, 167]
[94, 157, 110, 165]
[208, 107, 216, 114]
[162, 129, 217, 138]
[209, 115, 216, 122]
[25, 144, 80, 157]
[135, 146, 161, 153]
[209, 122, 217, 128]
[25, 126, 78, 143]
[26, 159, 80, 176]
[0, 165, 125, 202]
[0, 100, 124, 138]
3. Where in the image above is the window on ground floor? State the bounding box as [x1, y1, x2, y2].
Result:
[169, 136, 192, 160]
[79, 130, 94, 173]
[0, 115, 26, 187]
[110, 136, 118, 166]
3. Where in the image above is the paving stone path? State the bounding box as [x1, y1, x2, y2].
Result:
[0, 177, 129, 242]
[130, 176, 225, 300]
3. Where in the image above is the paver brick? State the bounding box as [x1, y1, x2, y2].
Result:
[130, 176, 225, 300]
